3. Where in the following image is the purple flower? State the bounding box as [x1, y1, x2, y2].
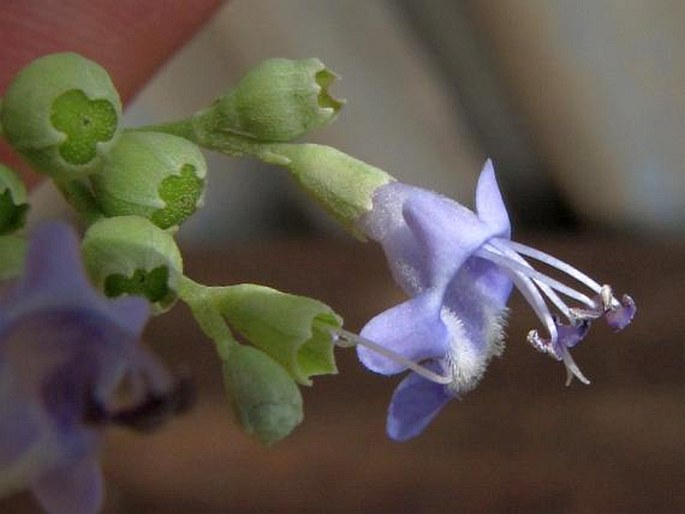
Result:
[0, 223, 183, 514]
[345, 160, 635, 441]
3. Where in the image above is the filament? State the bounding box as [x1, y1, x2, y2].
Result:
[502, 239, 603, 293]
[332, 328, 453, 385]
[479, 245, 596, 308]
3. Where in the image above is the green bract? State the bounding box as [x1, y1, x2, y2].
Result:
[263, 143, 392, 238]
[0, 165, 29, 235]
[92, 131, 207, 230]
[81, 216, 183, 313]
[223, 344, 304, 445]
[1, 52, 121, 180]
[194, 58, 343, 143]
[212, 284, 341, 385]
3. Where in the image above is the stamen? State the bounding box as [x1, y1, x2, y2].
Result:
[479, 245, 596, 308]
[84, 376, 195, 432]
[527, 329, 557, 357]
[600, 285, 614, 310]
[110, 376, 195, 432]
[332, 328, 453, 385]
[605, 294, 636, 331]
[500, 239, 604, 293]
[488, 261, 559, 344]
[561, 347, 591, 386]
[485, 242, 576, 320]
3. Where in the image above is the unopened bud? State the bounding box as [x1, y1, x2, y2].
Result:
[212, 284, 341, 385]
[1, 53, 121, 179]
[196, 58, 343, 143]
[92, 131, 207, 230]
[223, 344, 303, 445]
[81, 216, 183, 313]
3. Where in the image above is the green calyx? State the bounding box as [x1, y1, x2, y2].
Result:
[222, 344, 303, 445]
[0, 165, 29, 235]
[81, 216, 183, 313]
[150, 164, 205, 229]
[92, 131, 207, 230]
[104, 266, 171, 304]
[1, 52, 121, 180]
[51, 89, 118, 166]
[262, 143, 393, 238]
[210, 284, 341, 386]
[193, 58, 344, 144]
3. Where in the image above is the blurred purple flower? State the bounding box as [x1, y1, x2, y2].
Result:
[348, 160, 635, 441]
[0, 222, 181, 514]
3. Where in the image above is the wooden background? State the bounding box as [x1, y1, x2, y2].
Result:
[3, 234, 683, 513]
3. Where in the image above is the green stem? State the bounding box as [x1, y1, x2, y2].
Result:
[177, 275, 236, 360]
[134, 108, 266, 158]
[53, 178, 103, 225]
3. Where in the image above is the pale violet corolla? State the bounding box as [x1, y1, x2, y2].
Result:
[0, 223, 185, 514]
[335, 161, 635, 441]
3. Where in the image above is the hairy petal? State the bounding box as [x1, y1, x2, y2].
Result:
[387, 371, 452, 441]
[359, 182, 431, 295]
[402, 189, 494, 290]
[358, 292, 448, 375]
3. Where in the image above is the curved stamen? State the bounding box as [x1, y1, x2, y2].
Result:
[495, 265, 559, 344]
[85, 375, 195, 432]
[499, 239, 604, 293]
[484, 242, 576, 320]
[332, 328, 453, 385]
[561, 346, 591, 386]
[479, 245, 596, 308]
[130, 347, 174, 395]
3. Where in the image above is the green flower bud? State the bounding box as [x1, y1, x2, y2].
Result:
[212, 284, 341, 385]
[81, 216, 183, 313]
[223, 344, 303, 445]
[92, 131, 207, 230]
[195, 58, 343, 143]
[263, 143, 392, 238]
[1, 53, 121, 180]
[0, 235, 27, 280]
[0, 165, 29, 235]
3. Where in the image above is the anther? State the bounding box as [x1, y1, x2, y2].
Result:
[84, 376, 195, 433]
[600, 284, 615, 311]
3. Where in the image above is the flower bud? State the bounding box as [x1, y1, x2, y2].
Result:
[0, 164, 29, 235]
[92, 131, 207, 230]
[196, 58, 343, 143]
[212, 284, 341, 385]
[81, 216, 183, 313]
[263, 143, 392, 238]
[222, 344, 303, 445]
[1, 53, 121, 180]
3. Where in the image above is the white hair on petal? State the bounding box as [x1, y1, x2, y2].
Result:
[440, 305, 507, 395]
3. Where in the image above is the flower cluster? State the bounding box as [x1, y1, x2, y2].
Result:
[0, 53, 350, 513]
[0, 51, 637, 514]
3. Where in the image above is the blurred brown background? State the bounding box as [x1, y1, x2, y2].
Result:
[3, 0, 684, 512]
